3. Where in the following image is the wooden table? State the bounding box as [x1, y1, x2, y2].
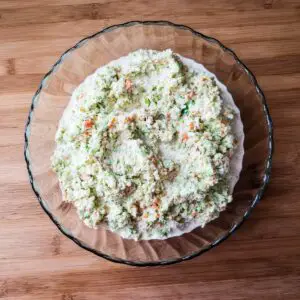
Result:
[1, 1, 300, 299]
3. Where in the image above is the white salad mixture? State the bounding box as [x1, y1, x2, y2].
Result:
[51, 49, 243, 240]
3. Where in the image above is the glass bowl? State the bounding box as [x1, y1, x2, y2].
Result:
[24, 21, 273, 266]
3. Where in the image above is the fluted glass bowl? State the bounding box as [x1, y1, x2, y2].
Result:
[25, 21, 273, 266]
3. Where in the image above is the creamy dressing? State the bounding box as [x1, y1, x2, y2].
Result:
[52, 49, 244, 240]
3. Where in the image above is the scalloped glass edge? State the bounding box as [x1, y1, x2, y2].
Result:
[24, 20, 274, 267]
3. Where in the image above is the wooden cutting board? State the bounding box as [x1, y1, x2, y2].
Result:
[1, 1, 300, 299]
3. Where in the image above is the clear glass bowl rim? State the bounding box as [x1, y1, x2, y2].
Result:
[24, 20, 274, 266]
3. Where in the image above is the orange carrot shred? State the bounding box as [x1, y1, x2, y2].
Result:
[84, 119, 94, 129]
[125, 79, 133, 91]
[189, 122, 194, 130]
[182, 132, 189, 142]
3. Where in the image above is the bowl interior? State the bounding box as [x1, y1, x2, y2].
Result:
[25, 22, 272, 265]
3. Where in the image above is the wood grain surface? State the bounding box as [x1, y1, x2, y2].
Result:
[0, 1, 300, 299]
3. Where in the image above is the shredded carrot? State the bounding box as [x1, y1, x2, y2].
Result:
[166, 112, 171, 121]
[182, 132, 189, 142]
[187, 91, 195, 99]
[152, 198, 160, 209]
[189, 122, 195, 131]
[149, 156, 158, 167]
[125, 79, 133, 91]
[84, 119, 94, 129]
[125, 114, 136, 123]
[108, 117, 116, 129]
